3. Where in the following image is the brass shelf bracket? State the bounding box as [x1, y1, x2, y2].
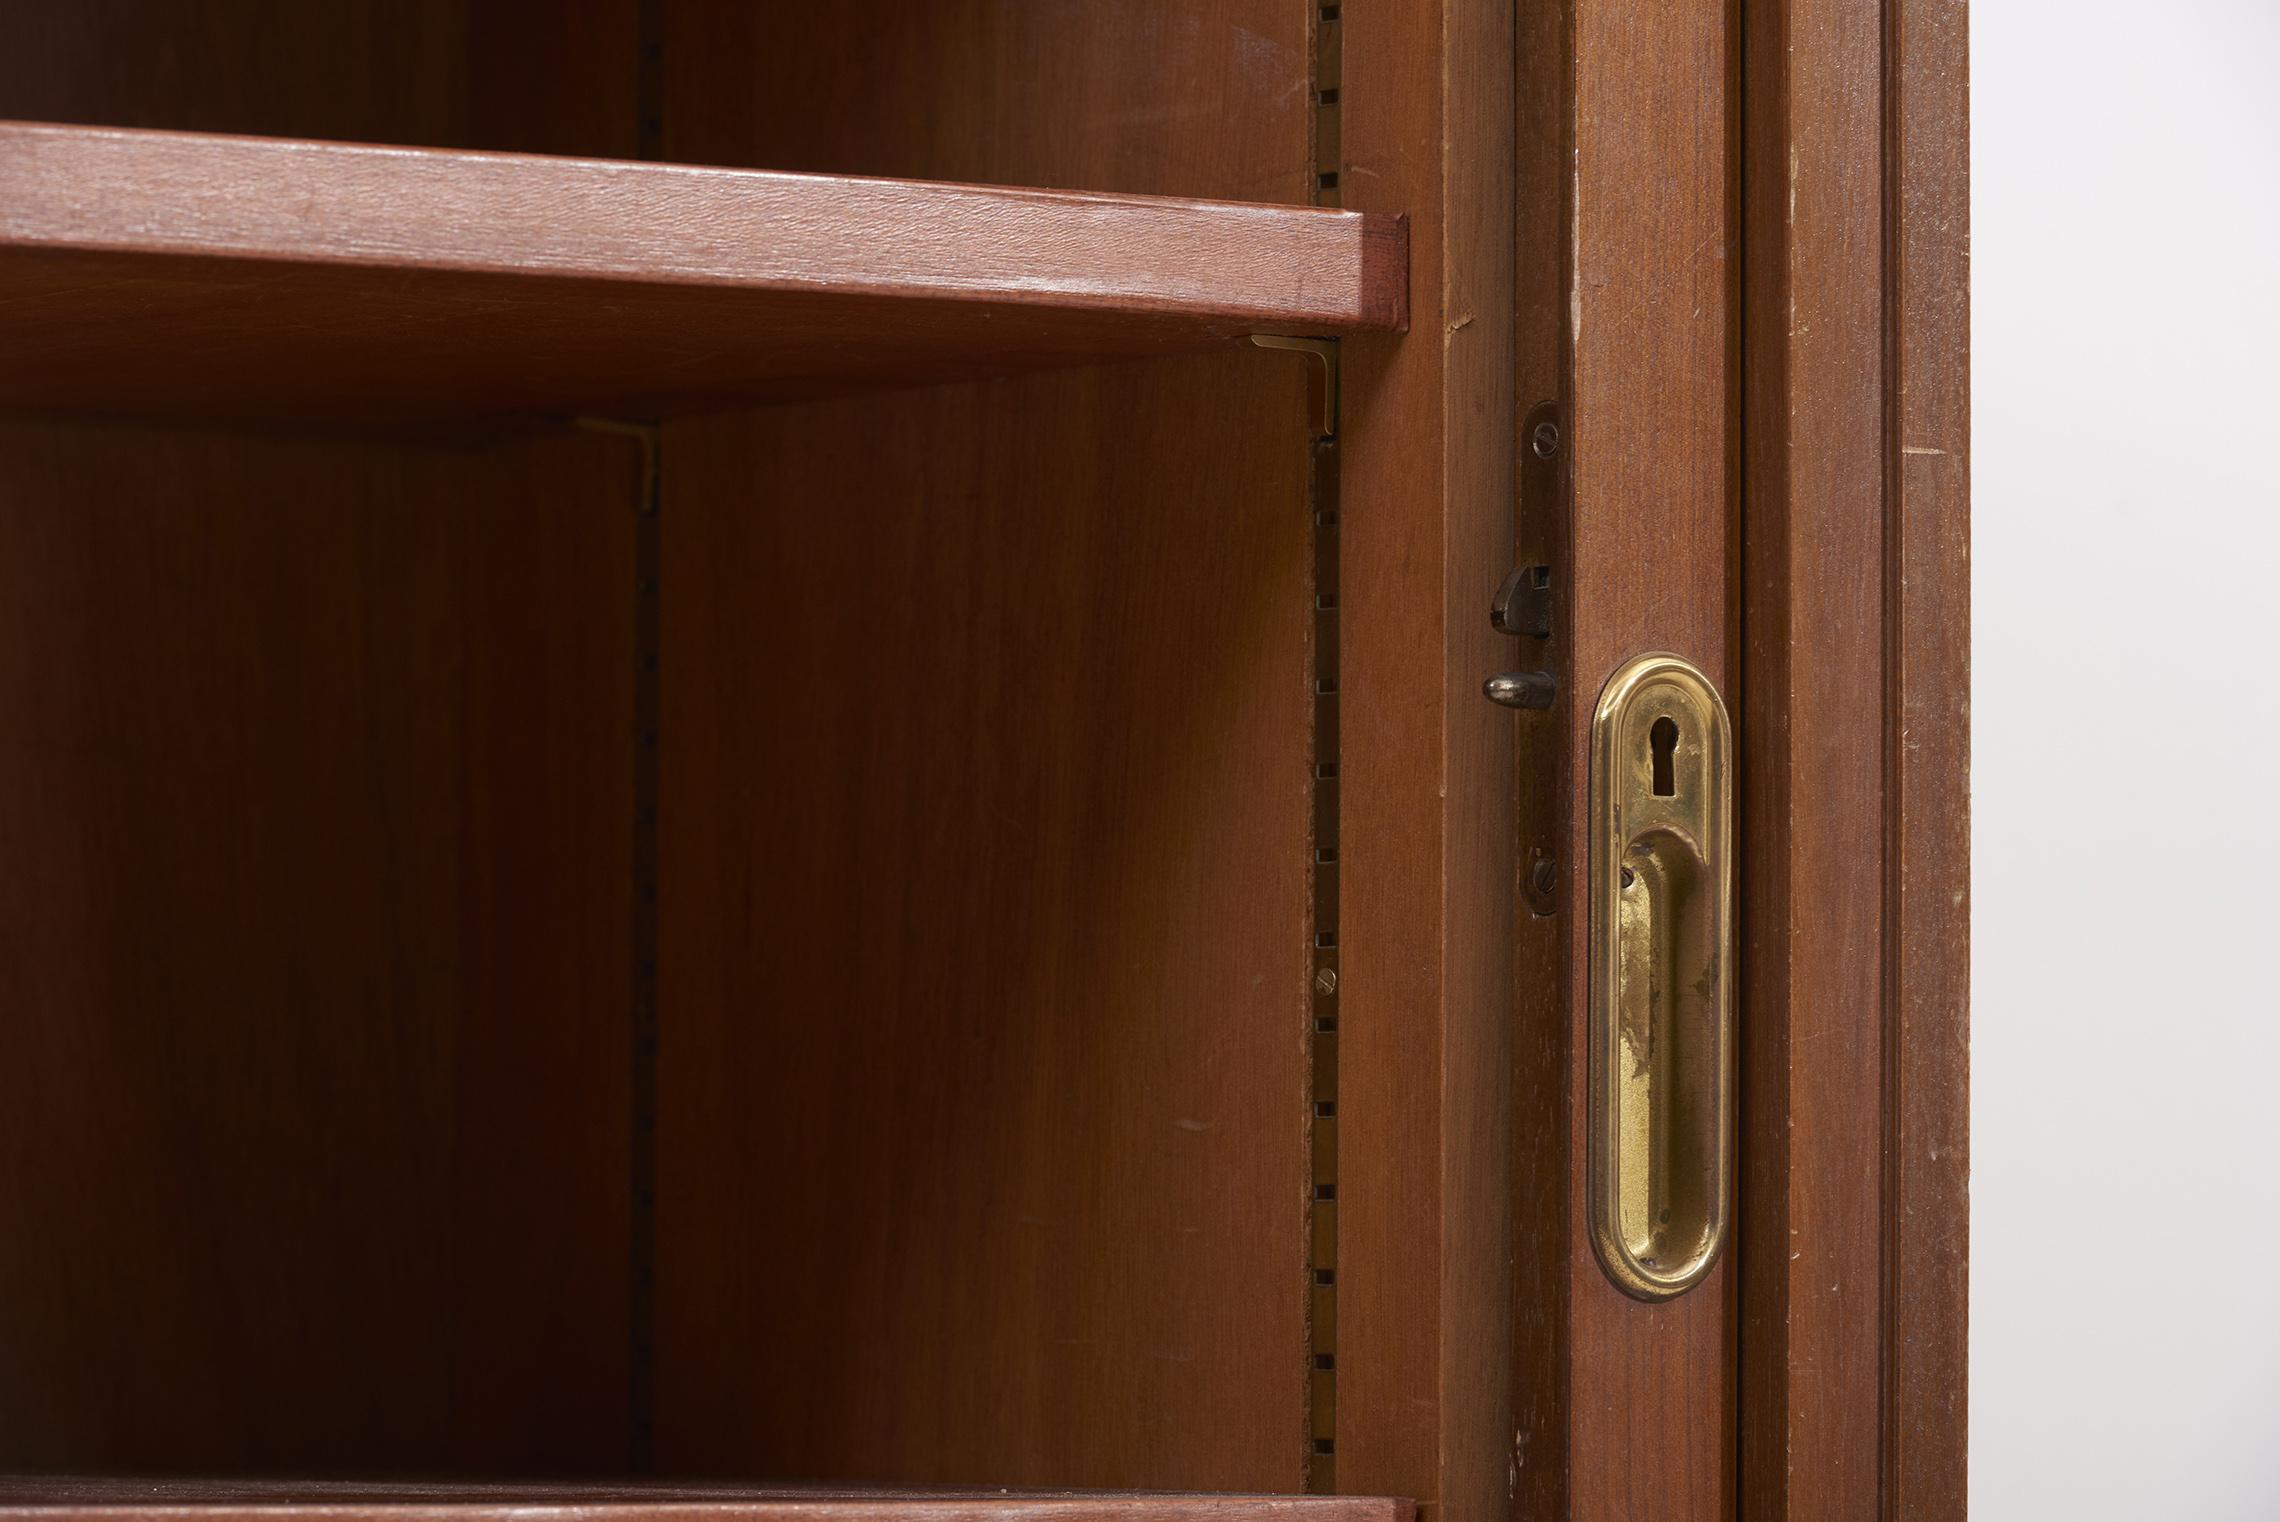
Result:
[1250, 334, 1340, 440]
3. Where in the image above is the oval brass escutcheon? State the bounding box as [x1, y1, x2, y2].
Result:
[1588, 652, 1734, 1300]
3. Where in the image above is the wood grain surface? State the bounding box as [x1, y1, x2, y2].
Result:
[1505, 0, 1742, 1516]
[0, 422, 639, 1471]
[650, 0, 1327, 1493]
[656, 357, 1318, 1485]
[655, 357, 1316, 1490]
[0, 0, 639, 156]
[1735, 0, 1971, 1516]
[0, 0, 1974, 1509]
[659, 0, 1316, 203]
[1882, 0, 1970, 1515]
[0, 5, 646, 1474]
[1332, 5, 1516, 1522]
[1737, 0, 1888, 1514]
[0, 122, 1404, 428]
[0, 1480, 1408, 1522]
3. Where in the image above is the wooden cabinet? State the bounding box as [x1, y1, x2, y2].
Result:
[0, 4, 1967, 1521]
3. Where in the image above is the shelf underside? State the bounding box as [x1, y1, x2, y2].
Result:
[0, 123, 1406, 427]
[0, 1482, 1408, 1522]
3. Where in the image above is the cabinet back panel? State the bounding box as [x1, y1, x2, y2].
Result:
[0, 423, 640, 1471]
[662, 0, 1312, 202]
[658, 356, 1315, 1490]
[652, 0, 1320, 1489]
[0, 0, 1328, 1486]
[0, 3, 643, 1474]
[0, 0, 638, 158]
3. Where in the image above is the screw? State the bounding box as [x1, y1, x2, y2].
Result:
[1529, 856, 1556, 895]
[1314, 967, 1339, 997]
[1531, 419, 1561, 459]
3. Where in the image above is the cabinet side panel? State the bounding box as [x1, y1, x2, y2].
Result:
[0, 424, 638, 1470]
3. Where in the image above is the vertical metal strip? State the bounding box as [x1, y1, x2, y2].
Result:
[1308, 431, 1342, 1495]
[1306, 2, 1343, 1494]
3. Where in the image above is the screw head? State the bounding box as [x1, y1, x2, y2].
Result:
[1529, 856, 1557, 895]
[1314, 967, 1339, 997]
[1530, 420, 1561, 459]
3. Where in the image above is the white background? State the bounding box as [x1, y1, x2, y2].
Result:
[1972, 0, 2280, 1514]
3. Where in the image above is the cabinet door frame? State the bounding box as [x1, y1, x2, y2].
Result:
[1503, 0, 1970, 1518]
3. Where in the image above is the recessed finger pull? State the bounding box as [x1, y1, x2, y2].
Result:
[1588, 652, 1733, 1301]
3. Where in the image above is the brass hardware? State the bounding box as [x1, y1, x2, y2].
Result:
[1250, 334, 1339, 439]
[1588, 652, 1733, 1301]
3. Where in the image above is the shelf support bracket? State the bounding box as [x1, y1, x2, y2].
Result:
[1250, 335, 1339, 441]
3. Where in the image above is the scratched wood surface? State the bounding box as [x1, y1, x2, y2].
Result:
[0, 123, 1404, 429]
[0, 1, 643, 1473]
[1882, 0, 1971, 1516]
[652, 0, 1322, 1491]
[1737, 0, 1888, 1514]
[1735, 0, 1971, 1516]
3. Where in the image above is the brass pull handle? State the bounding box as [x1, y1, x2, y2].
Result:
[1588, 652, 1734, 1300]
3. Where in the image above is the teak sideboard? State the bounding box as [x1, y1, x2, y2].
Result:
[0, 4, 1969, 1522]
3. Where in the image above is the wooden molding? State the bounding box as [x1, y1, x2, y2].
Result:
[1735, 0, 1969, 1517]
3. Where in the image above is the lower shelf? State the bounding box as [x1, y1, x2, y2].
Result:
[0, 1483, 1409, 1522]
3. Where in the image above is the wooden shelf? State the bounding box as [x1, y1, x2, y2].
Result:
[0, 123, 1406, 428]
[0, 1482, 1409, 1522]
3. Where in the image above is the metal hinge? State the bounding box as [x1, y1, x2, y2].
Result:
[1484, 403, 1562, 709]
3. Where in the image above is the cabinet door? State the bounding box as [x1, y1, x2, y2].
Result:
[1494, 0, 1969, 1517]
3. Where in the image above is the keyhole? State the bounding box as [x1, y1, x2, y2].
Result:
[1651, 717, 1679, 797]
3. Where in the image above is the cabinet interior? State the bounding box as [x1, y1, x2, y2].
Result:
[0, 0, 1342, 1500]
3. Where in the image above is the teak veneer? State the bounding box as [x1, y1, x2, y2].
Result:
[0, 0, 1967, 1515]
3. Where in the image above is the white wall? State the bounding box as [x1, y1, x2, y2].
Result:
[1972, 2, 2280, 1515]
